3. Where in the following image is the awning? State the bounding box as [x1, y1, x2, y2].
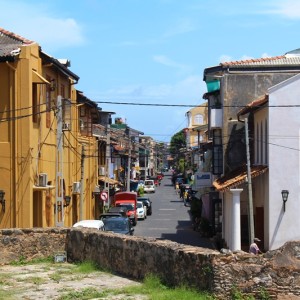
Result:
[32, 70, 50, 84]
[213, 165, 268, 192]
[98, 176, 123, 186]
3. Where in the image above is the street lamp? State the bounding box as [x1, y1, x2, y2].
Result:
[281, 190, 289, 212]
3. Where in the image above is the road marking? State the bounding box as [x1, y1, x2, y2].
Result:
[145, 228, 169, 230]
[159, 209, 176, 210]
[151, 219, 171, 221]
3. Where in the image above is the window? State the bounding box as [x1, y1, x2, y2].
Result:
[32, 83, 39, 123]
[212, 129, 223, 175]
[194, 114, 203, 125]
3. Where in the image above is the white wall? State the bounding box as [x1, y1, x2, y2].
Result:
[268, 74, 300, 250]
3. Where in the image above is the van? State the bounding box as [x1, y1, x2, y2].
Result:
[144, 180, 156, 193]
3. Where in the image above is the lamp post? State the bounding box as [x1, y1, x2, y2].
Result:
[281, 190, 289, 212]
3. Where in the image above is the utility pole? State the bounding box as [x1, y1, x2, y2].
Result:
[79, 145, 85, 221]
[105, 125, 111, 207]
[55, 95, 64, 227]
[126, 136, 131, 192]
[245, 117, 255, 244]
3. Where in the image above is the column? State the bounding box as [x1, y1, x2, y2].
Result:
[230, 188, 243, 251]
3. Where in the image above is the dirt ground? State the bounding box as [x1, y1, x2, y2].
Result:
[0, 263, 147, 299]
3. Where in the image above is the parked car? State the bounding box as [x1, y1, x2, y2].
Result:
[107, 206, 128, 217]
[144, 179, 156, 193]
[99, 213, 123, 220]
[103, 216, 134, 235]
[73, 220, 105, 231]
[137, 196, 152, 215]
[149, 176, 159, 186]
[113, 191, 138, 226]
[136, 201, 147, 220]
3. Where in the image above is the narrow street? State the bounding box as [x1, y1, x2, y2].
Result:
[134, 172, 214, 249]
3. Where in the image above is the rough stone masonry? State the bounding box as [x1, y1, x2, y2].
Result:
[0, 227, 300, 299]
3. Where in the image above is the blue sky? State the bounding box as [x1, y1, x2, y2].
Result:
[1, 0, 300, 142]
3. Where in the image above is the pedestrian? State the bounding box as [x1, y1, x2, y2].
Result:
[183, 189, 188, 206]
[179, 183, 185, 199]
[249, 237, 263, 255]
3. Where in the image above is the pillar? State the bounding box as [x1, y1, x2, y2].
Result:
[230, 188, 243, 251]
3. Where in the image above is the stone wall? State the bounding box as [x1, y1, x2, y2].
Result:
[1, 227, 300, 299]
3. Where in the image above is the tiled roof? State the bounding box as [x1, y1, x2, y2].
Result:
[237, 94, 269, 116]
[0, 27, 34, 59]
[220, 55, 300, 68]
[213, 165, 268, 192]
[0, 28, 34, 45]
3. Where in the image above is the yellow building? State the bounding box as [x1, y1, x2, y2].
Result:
[0, 28, 99, 228]
[185, 103, 208, 149]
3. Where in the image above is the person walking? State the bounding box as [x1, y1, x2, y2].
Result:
[249, 238, 263, 255]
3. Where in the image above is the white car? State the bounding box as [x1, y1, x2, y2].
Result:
[144, 179, 156, 193]
[73, 220, 105, 231]
[136, 201, 147, 220]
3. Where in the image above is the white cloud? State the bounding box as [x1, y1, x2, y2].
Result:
[163, 18, 196, 38]
[153, 55, 192, 74]
[219, 53, 272, 64]
[263, 0, 300, 19]
[92, 75, 204, 103]
[0, 1, 85, 52]
[219, 55, 233, 63]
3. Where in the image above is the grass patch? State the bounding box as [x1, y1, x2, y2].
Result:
[121, 274, 214, 300]
[59, 273, 214, 300]
[58, 287, 109, 300]
[9, 256, 53, 266]
[22, 276, 46, 285]
[73, 260, 100, 273]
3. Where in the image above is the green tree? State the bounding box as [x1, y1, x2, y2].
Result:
[169, 130, 187, 172]
[169, 130, 186, 157]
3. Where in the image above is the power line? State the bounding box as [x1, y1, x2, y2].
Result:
[95, 100, 300, 108]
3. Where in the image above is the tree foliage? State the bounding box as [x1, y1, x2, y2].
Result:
[169, 130, 186, 157]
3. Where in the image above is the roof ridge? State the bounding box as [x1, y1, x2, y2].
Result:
[0, 27, 34, 45]
[221, 55, 286, 67]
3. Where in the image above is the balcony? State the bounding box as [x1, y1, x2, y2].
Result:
[210, 108, 222, 129]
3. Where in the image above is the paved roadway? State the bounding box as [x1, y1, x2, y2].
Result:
[134, 172, 214, 249]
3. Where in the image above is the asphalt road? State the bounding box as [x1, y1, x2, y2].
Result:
[134, 172, 214, 249]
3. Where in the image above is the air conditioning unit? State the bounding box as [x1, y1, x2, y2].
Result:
[72, 182, 81, 194]
[99, 166, 105, 176]
[62, 122, 71, 131]
[38, 173, 48, 187]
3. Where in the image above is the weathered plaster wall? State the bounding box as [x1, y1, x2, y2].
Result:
[0, 227, 300, 299]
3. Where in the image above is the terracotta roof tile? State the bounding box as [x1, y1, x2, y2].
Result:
[0, 27, 34, 45]
[213, 165, 268, 192]
[237, 94, 269, 116]
[0, 27, 35, 60]
[220, 55, 300, 68]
